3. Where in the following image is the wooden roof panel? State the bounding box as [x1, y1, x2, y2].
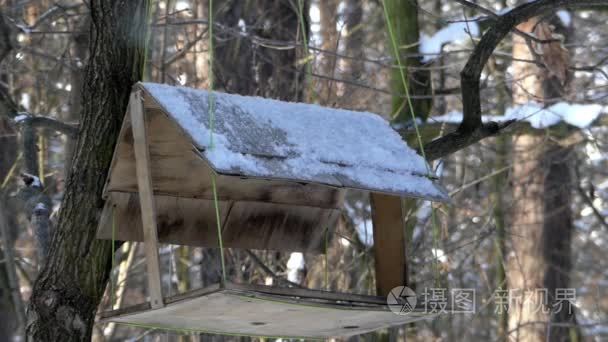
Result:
[136, 83, 450, 202]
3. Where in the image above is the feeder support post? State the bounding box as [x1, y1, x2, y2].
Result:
[370, 193, 408, 297]
[130, 90, 165, 309]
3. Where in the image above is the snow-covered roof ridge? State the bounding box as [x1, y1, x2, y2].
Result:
[138, 82, 449, 202]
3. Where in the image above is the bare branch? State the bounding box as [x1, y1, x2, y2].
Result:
[14, 114, 78, 139]
[422, 0, 608, 161]
[452, 0, 560, 44]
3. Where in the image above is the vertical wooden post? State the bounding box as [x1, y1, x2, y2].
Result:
[130, 91, 164, 309]
[370, 193, 407, 297]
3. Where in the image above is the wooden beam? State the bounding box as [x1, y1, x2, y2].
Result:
[370, 193, 407, 297]
[129, 90, 164, 309]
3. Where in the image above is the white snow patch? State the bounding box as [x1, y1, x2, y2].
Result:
[505, 102, 561, 128]
[432, 248, 447, 263]
[20, 93, 30, 110]
[14, 113, 30, 123]
[432, 102, 606, 129]
[354, 218, 373, 246]
[419, 21, 480, 62]
[431, 110, 465, 124]
[175, 1, 189, 11]
[550, 102, 604, 128]
[286, 252, 304, 283]
[557, 10, 572, 26]
[34, 202, 47, 211]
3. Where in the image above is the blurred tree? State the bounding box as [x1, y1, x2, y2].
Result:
[507, 14, 579, 342]
[213, 0, 308, 101]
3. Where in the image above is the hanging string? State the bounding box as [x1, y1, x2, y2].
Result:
[324, 227, 329, 291]
[110, 207, 116, 306]
[141, 0, 154, 81]
[207, 0, 228, 286]
[296, 0, 314, 102]
[381, 0, 443, 286]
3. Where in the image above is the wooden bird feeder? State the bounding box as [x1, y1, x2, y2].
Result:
[97, 82, 449, 338]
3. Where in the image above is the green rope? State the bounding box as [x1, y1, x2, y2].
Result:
[296, 0, 314, 102]
[381, 0, 443, 286]
[141, 0, 154, 81]
[207, 0, 227, 286]
[111, 207, 116, 306]
[324, 227, 329, 291]
[381, 0, 429, 169]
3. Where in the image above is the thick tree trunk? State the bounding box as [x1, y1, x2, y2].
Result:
[26, 1, 149, 340]
[383, 0, 430, 123]
[343, 0, 364, 101]
[542, 144, 577, 341]
[214, 0, 308, 101]
[507, 16, 576, 342]
[509, 132, 547, 342]
[318, 0, 338, 104]
[0, 9, 22, 339]
[508, 17, 551, 342]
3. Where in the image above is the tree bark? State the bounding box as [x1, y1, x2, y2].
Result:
[26, 1, 149, 340]
[507, 16, 577, 342]
[0, 8, 22, 339]
[383, 0, 430, 124]
[343, 0, 365, 103]
[214, 0, 308, 101]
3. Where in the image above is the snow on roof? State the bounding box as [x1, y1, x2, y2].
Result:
[431, 102, 607, 129]
[140, 83, 449, 202]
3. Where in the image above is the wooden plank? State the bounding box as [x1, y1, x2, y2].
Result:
[221, 201, 340, 253]
[105, 109, 345, 209]
[100, 283, 435, 339]
[370, 193, 407, 297]
[102, 106, 133, 199]
[226, 283, 387, 306]
[129, 91, 164, 309]
[97, 192, 229, 247]
[96, 193, 339, 253]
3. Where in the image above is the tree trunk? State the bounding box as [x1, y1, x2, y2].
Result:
[343, 0, 365, 103]
[383, 0, 430, 123]
[214, 0, 308, 101]
[26, 1, 149, 340]
[318, 0, 338, 104]
[507, 16, 576, 342]
[0, 8, 22, 339]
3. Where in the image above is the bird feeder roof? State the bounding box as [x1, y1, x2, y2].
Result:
[138, 82, 448, 201]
